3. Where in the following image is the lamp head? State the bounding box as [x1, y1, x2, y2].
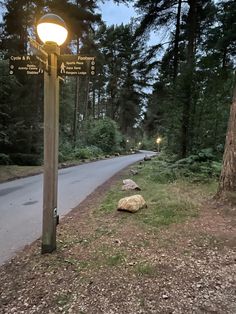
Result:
[37, 13, 68, 46]
[156, 137, 161, 144]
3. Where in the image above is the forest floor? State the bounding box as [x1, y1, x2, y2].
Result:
[1, 159, 236, 314]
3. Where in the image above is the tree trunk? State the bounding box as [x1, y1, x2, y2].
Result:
[85, 76, 90, 120]
[72, 38, 80, 146]
[92, 84, 96, 118]
[173, 0, 182, 83]
[180, 0, 197, 158]
[217, 80, 236, 197]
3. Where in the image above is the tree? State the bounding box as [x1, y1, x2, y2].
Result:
[217, 78, 236, 197]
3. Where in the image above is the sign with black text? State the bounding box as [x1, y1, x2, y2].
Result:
[9, 55, 45, 75]
[57, 55, 95, 76]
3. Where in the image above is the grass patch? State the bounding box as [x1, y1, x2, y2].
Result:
[106, 252, 126, 266]
[97, 157, 217, 230]
[93, 244, 127, 268]
[55, 292, 72, 307]
[135, 262, 157, 276]
[0, 165, 42, 182]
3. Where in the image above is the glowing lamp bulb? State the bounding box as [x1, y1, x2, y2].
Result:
[37, 14, 68, 46]
[156, 137, 161, 144]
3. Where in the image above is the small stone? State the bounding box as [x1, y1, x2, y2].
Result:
[122, 179, 141, 191]
[162, 294, 169, 299]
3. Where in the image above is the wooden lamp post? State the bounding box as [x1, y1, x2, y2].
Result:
[37, 14, 68, 254]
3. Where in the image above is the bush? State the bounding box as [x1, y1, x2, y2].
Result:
[74, 147, 92, 159]
[74, 146, 103, 160]
[10, 153, 41, 166]
[0, 153, 11, 165]
[141, 151, 221, 184]
[85, 118, 123, 153]
[176, 148, 214, 165]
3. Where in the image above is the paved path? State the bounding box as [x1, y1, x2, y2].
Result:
[0, 151, 154, 265]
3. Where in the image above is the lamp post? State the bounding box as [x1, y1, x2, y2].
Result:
[156, 137, 161, 153]
[37, 14, 68, 254]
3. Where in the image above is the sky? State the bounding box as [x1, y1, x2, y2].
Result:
[99, 1, 158, 46]
[99, 1, 136, 26]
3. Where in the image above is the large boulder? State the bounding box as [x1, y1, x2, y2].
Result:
[122, 179, 141, 191]
[117, 195, 147, 213]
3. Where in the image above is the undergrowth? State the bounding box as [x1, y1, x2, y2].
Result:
[98, 151, 219, 229]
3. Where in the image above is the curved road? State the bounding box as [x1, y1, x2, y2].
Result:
[0, 151, 154, 265]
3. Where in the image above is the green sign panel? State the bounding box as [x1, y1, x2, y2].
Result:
[57, 55, 95, 76]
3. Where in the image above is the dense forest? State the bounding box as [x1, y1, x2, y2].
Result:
[0, 0, 235, 171]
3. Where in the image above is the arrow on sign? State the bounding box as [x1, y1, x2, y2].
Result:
[57, 55, 96, 76]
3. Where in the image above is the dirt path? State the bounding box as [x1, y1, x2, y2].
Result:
[1, 172, 236, 314]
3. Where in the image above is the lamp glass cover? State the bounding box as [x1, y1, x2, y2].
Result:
[37, 22, 68, 46]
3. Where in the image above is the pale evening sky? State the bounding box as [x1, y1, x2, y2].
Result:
[99, 1, 158, 46]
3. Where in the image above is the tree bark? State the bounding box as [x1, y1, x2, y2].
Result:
[217, 79, 236, 197]
[173, 0, 182, 83]
[72, 37, 80, 146]
[180, 0, 197, 158]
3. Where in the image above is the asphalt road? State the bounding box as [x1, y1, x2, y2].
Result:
[0, 151, 154, 265]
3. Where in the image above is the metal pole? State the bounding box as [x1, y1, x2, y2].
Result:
[42, 43, 60, 254]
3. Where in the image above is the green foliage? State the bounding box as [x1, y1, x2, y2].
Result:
[58, 140, 74, 162]
[98, 156, 205, 230]
[0, 153, 11, 165]
[147, 151, 221, 184]
[177, 148, 214, 163]
[140, 136, 156, 150]
[135, 263, 156, 276]
[106, 253, 125, 266]
[86, 118, 123, 153]
[10, 153, 41, 166]
[59, 137, 103, 162]
[74, 146, 103, 159]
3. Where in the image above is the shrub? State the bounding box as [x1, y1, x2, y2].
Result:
[10, 153, 41, 166]
[73, 145, 103, 160]
[142, 152, 221, 184]
[0, 153, 11, 165]
[59, 139, 75, 162]
[74, 147, 92, 159]
[86, 118, 123, 153]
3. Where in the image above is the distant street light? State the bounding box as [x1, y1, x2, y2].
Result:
[37, 14, 68, 254]
[156, 137, 162, 153]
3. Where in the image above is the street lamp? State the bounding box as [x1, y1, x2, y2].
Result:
[36, 14, 67, 254]
[156, 137, 162, 153]
[37, 14, 68, 46]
